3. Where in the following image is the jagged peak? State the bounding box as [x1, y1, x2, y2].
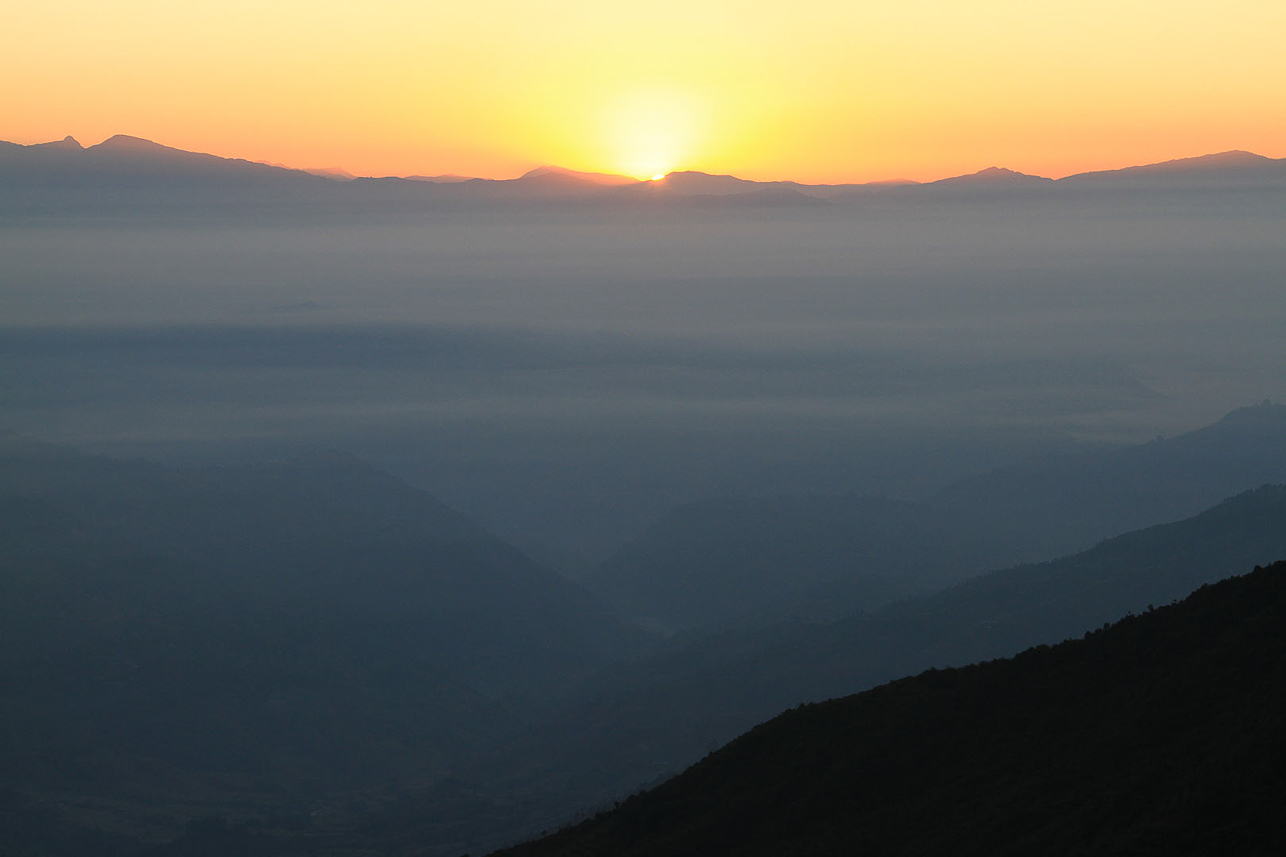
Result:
[27, 135, 83, 151]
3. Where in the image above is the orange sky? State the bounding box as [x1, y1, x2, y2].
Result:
[3, 0, 1284, 182]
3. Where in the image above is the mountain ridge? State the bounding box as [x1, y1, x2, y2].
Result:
[492, 559, 1286, 857]
[345, 481, 1286, 856]
[588, 401, 1286, 634]
[4, 135, 1284, 202]
[5, 430, 1286, 855]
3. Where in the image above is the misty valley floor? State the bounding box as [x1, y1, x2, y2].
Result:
[3, 408, 1286, 855]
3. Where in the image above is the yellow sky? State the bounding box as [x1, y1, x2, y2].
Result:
[3, 0, 1284, 182]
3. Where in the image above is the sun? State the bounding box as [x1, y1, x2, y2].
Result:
[602, 89, 703, 180]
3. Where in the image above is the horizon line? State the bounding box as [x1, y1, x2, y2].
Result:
[4, 132, 1282, 188]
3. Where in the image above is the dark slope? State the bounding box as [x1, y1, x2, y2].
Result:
[590, 402, 1286, 633]
[357, 484, 1286, 855]
[0, 436, 648, 839]
[497, 560, 1286, 857]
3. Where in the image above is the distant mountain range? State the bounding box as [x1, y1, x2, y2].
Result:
[589, 402, 1286, 634]
[0, 134, 322, 187]
[3, 134, 1285, 205]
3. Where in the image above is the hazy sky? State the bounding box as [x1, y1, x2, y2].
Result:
[4, 0, 1284, 181]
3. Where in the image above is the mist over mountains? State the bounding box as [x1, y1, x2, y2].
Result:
[5, 142, 1283, 563]
[4, 408, 1286, 855]
[0, 433, 646, 699]
[3, 130, 1285, 855]
[0, 433, 651, 852]
[397, 477, 1286, 854]
[587, 402, 1286, 633]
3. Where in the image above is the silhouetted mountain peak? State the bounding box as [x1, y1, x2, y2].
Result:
[94, 133, 168, 152]
[662, 170, 740, 182]
[1060, 149, 1286, 186]
[520, 165, 561, 180]
[519, 165, 640, 187]
[1215, 399, 1285, 426]
[646, 170, 762, 196]
[297, 165, 355, 180]
[30, 135, 83, 151]
[1140, 149, 1273, 171]
[930, 165, 1053, 186]
[1201, 149, 1270, 164]
[406, 173, 475, 183]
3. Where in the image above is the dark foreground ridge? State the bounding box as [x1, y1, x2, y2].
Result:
[495, 560, 1286, 857]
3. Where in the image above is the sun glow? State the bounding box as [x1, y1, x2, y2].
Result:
[602, 89, 704, 180]
[3, 1, 1285, 182]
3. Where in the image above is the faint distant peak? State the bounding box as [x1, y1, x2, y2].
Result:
[1059, 150, 1285, 184]
[519, 165, 641, 186]
[93, 133, 170, 152]
[662, 169, 739, 181]
[406, 173, 475, 183]
[929, 165, 1054, 186]
[31, 135, 83, 151]
[1216, 399, 1286, 426]
[302, 166, 356, 181]
[255, 159, 355, 180]
[521, 165, 565, 178]
[646, 170, 762, 195]
[976, 166, 1027, 179]
[864, 178, 919, 187]
[1140, 150, 1272, 171]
